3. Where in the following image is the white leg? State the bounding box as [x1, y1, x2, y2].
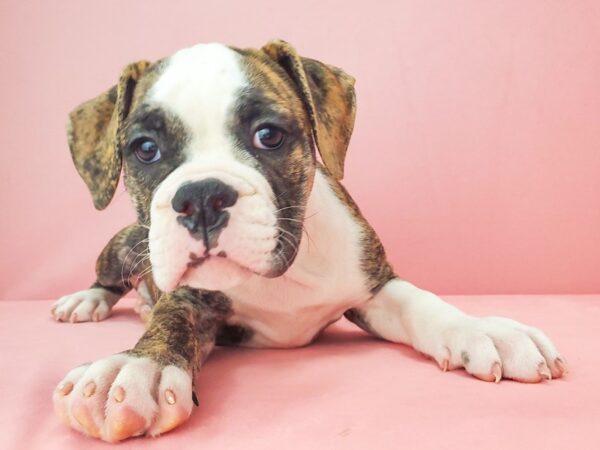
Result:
[352, 279, 567, 382]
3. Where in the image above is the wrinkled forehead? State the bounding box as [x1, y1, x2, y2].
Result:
[135, 43, 305, 134]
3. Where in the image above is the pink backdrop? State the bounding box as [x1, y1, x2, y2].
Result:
[1, 0, 599, 299]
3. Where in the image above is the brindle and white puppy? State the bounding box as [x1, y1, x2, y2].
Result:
[52, 40, 567, 442]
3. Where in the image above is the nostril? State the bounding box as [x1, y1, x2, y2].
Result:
[211, 196, 224, 212]
[180, 201, 193, 217]
[172, 187, 195, 216]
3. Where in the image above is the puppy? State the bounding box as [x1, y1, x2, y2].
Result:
[52, 40, 567, 442]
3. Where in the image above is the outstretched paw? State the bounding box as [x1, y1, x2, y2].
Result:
[51, 288, 119, 323]
[435, 316, 567, 383]
[53, 353, 194, 442]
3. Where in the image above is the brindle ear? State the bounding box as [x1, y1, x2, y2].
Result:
[67, 61, 151, 210]
[262, 39, 356, 180]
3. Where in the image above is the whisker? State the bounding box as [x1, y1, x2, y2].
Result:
[128, 253, 151, 282]
[277, 217, 304, 224]
[274, 205, 307, 214]
[276, 226, 300, 244]
[120, 238, 150, 287]
[135, 264, 154, 283]
[277, 232, 299, 268]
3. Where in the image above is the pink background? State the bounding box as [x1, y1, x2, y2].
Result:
[1, 0, 599, 299]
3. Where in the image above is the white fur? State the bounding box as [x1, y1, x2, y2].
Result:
[224, 169, 371, 347]
[52, 288, 119, 322]
[53, 42, 567, 445]
[356, 279, 561, 381]
[147, 44, 282, 292]
[53, 353, 193, 442]
[150, 43, 246, 164]
[145, 43, 374, 348]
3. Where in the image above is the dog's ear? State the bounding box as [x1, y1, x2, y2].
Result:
[262, 40, 356, 180]
[67, 61, 151, 210]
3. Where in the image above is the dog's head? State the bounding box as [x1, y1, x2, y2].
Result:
[68, 40, 356, 292]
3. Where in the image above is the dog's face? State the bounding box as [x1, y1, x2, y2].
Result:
[68, 40, 356, 292]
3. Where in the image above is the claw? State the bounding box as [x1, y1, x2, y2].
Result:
[491, 362, 502, 383]
[70, 313, 78, 324]
[538, 362, 552, 381]
[113, 386, 126, 403]
[165, 389, 176, 405]
[474, 362, 502, 383]
[57, 381, 74, 396]
[441, 359, 449, 372]
[83, 382, 96, 397]
[555, 357, 568, 376]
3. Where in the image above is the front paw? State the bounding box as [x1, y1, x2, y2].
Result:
[435, 316, 567, 383]
[53, 353, 194, 442]
[51, 288, 118, 323]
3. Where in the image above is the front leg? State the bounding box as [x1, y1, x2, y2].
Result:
[346, 279, 567, 382]
[53, 288, 230, 442]
[52, 223, 149, 323]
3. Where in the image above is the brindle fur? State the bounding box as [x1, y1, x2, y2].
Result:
[68, 61, 151, 210]
[92, 223, 150, 295]
[129, 288, 232, 373]
[234, 48, 315, 275]
[68, 40, 392, 376]
[261, 40, 356, 180]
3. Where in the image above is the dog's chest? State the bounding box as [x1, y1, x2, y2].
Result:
[222, 170, 372, 348]
[224, 277, 357, 348]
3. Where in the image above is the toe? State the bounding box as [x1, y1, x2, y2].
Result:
[486, 327, 547, 382]
[71, 401, 101, 438]
[483, 317, 564, 379]
[72, 298, 100, 322]
[446, 325, 502, 380]
[554, 357, 569, 377]
[53, 295, 83, 322]
[53, 365, 88, 428]
[148, 365, 194, 436]
[67, 354, 128, 437]
[106, 406, 147, 442]
[92, 300, 111, 322]
[103, 357, 160, 440]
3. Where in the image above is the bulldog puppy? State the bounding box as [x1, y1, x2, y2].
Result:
[52, 40, 567, 442]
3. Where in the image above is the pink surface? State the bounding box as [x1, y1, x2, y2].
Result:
[0, 296, 597, 449]
[2, 1, 600, 299]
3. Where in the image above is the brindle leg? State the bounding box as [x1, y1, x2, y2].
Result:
[53, 287, 231, 442]
[51, 223, 149, 323]
[346, 278, 567, 383]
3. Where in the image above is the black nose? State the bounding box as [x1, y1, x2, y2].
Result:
[171, 178, 238, 244]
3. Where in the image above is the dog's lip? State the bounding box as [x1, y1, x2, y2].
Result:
[185, 251, 228, 269]
[180, 251, 266, 281]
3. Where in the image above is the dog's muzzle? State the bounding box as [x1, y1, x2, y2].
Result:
[171, 178, 238, 251]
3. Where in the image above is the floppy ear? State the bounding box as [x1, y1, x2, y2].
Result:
[67, 61, 151, 210]
[261, 39, 356, 180]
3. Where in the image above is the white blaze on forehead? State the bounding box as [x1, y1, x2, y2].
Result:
[148, 43, 247, 159]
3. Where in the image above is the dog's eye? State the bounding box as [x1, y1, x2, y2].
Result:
[132, 138, 161, 164]
[253, 126, 285, 150]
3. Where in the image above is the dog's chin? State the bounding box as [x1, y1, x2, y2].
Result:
[178, 256, 253, 291]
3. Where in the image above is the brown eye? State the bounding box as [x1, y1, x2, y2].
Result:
[132, 138, 161, 163]
[253, 126, 284, 150]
